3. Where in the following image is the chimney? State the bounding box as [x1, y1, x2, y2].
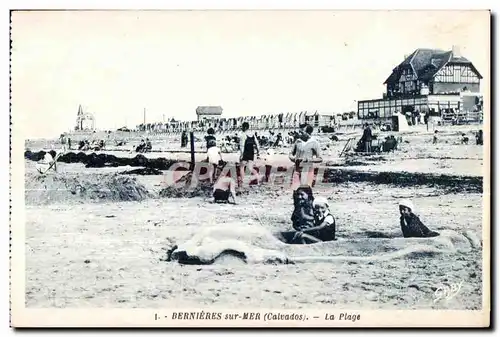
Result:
[452, 45, 461, 57]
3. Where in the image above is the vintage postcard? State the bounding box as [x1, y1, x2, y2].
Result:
[10, 9, 490, 327]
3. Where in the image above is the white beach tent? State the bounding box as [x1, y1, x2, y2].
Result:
[393, 112, 410, 132]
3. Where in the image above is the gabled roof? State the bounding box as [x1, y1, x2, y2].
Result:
[196, 106, 223, 115]
[384, 48, 482, 84]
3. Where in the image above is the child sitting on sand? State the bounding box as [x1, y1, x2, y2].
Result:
[291, 186, 315, 231]
[399, 199, 439, 238]
[278, 186, 316, 244]
[292, 197, 337, 244]
[212, 175, 237, 205]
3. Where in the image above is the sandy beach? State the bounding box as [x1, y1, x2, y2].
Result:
[24, 125, 485, 309]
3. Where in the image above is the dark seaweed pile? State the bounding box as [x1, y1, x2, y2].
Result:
[25, 150, 483, 194]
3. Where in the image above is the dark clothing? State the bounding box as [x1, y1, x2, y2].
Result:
[362, 127, 373, 142]
[242, 135, 257, 161]
[291, 204, 315, 231]
[400, 213, 439, 238]
[279, 230, 303, 244]
[476, 132, 483, 145]
[205, 135, 216, 149]
[213, 188, 231, 203]
[308, 214, 336, 241]
[181, 132, 188, 148]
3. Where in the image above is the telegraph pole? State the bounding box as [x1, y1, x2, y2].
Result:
[143, 108, 146, 125]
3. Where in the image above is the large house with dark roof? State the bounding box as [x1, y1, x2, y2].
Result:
[358, 46, 484, 123]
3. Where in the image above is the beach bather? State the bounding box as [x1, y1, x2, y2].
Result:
[291, 197, 337, 244]
[212, 175, 237, 205]
[206, 139, 224, 183]
[399, 199, 439, 238]
[280, 186, 315, 244]
[291, 186, 315, 230]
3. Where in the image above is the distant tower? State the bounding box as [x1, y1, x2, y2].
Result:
[75, 104, 96, 131]
[77, 104, 84, 130]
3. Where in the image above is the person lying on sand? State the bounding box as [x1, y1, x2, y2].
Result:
[399, 199, 439, 238]
[212, 175, 237, 205]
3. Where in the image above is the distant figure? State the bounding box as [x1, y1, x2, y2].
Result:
[289, 125, 321, 184]
[433, 130, 438, 144]
[382, 135, 398, 152]
[60, 134, 67, 152]
[207, 139, 224, 183]
[145, 138, 152, 152]
[136, 139, 146, 153]
[361, 123, 373, 152]
[274, 133, 283, 147]
[181, 130, 188, 148]
[399, 199, 439, 238]
[476, 130, 483, 145]
[460, 133, 469, 145]
[67, 138, 72, 150]
[239, 122, 260, 188]
[205, 128, 217, 150]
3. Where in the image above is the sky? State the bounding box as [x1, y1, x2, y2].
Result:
[11, 10, 490, 138]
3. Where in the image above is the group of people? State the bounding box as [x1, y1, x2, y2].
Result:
[278, 185, 439, 244]
[203, 121, 440, 245]
[432, 129, 484, 146]
[135, 138, 153, 153]
[77, 139, 105, 151]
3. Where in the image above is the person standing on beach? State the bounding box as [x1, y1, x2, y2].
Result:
[181, 130, 188, 148]
[361, 123, 373, 153]
[238, 122, 260, 188]
[289, 124, 321, 186]
[205, 128, 217, 150]
[206, 139, 224, 183]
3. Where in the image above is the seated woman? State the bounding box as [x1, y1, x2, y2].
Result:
[293, 197, 337, 244]
[291, 186, 315, 230]
[399, 199, 439, 238]
[212, 174, 237, 205]
[280, 186, 315, 244]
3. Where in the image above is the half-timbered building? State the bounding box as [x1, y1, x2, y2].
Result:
[358, 46, 483, 123]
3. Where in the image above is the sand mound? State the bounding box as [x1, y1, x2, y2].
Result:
[168, 225, 481, 265]
[25, 172, 152, 205]
[159, 172, 214, 198]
